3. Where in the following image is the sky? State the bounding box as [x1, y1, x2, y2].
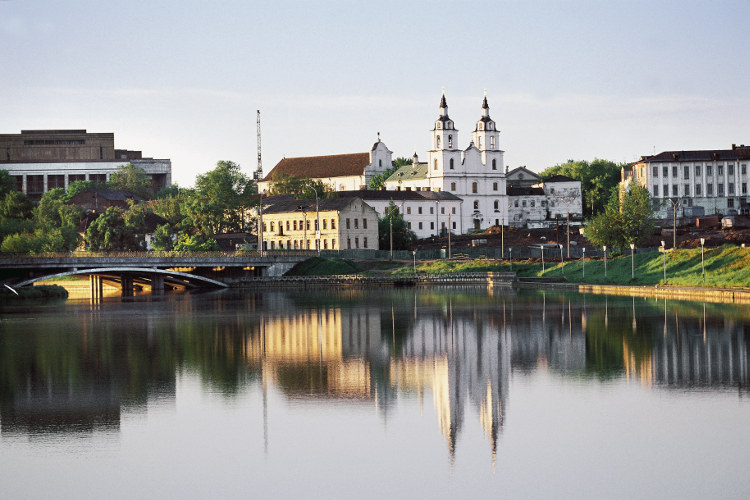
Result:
[2, 0, 750, 187]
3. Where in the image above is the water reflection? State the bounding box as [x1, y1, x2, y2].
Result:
[1, 289, 748, 460]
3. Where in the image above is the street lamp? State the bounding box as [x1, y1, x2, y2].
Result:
[540, 245, 545, 273]
[603, 245, 607, 278]
[700, 237, 706, 282]
[661, 240, 666, 282]
[630, 243, 635, 279]
[305, 182, 320, 256]
[412, 250, 416, 273]
[582, 247, 585, 278]
[559, 244, 564, 275]
[386, 204, 397, 261]
[508, 247, 512, 272]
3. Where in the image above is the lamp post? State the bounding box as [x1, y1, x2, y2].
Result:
[501, 215, 504, 260]
[386, 204, 397, 261]
[700, 237, 705, 282]
[412, 250, 416, 273]
[447, 210, 452, 259]
[540, 245, 545, 273]
[582, 247, 585, 278]
[508, 247, 512, 272]
[661, 240, 666, 282]
[630, 243, 635, 280]
[258, 194, 264, 256]
[603, 245, 607, 278]
[559, 244, 564, 275]
[305, 183, 320, 256]
[668, 197, 681, 249]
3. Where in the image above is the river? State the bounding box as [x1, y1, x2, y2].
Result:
[1, 287, 748, 499]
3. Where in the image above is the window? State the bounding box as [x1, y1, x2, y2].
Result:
[263, 222, 267, 232]
[494, 200, 499, 210]
[306, 220, 311, 230]
[270, 222, 275, 231]
[707, 165, 713, 176]
[742, 183, 747, 195]
[436, 136, 440, 148]
[742, 164, 747, 175]
[323, 239, 328, 249]
[331, 219, 336, 229]
[473, 201, 479, 210]
[718, 184, 724, 196]
[355, 237, 359, 248]
[346, 218, 350, 229]
[695, 183, 701, 195]
[293, 220, 298, 231]
[450, 182, 456, 191]
[492, 159, 497, 170]
[728, 198, 735, 208]
[363, 237, 367, 248]
[429, 206, 434, 214]
[550, 201, 555, 207]
[430, 222, 434, 230]
[550, 188, 555, 194]
[472, 182, 478, 193]
[379, 159, 382, 167]
[407, 206, 411, 214]
[695, 165, 701, 177]
[451, 207, 456, 214]
[347, 238, 351, 249]
[718, 165, 724, 176]
[452, 221, 456, 229]
[449, 158, 454, 169]
[434, 159, 438, 170]
[493, 182, 498, 191]
[684, 184, 690, 196]
[672, 184, 677, 196]
[672, 166, 678, 177]
[653, 166, 658, 177]
[363, 218, 367, 229]
[663, 166, 668, 177]
[271, 241, 275, 249]
[707, 183, 713, 195]
[332, 239, 336, 249]
[514, 200, 519, 207]
[522, 201, 527, 207]
[653, 185, 659, 197]
[441, 207, 445, 214]
[314, 219, 319, 230]
[323, 219, 327, 230]
[448, 135, 453, 148]
[541, 200, 547, 207]
[729, 183, 735, 195]
[48, 175, 64, 189]
[729, 164, 735, 176]
[354, 219, 359, 229]
[490, 136, 495, 149]
[418, 222, 423, 230]
[684, 166, 690, 179]
[418, 207, 422, 214]
[531, 201, 535, 207]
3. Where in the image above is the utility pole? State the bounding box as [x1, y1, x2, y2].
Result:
[255, 110, 263, 183]
[256, 110, 264, 254]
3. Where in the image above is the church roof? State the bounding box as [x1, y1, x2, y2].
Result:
[385, 162, 428, 183]
[506, 166, 540, 179]
[262, 152, 370, 182]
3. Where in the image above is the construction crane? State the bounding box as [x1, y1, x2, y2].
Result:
[254, 110, 263, 181]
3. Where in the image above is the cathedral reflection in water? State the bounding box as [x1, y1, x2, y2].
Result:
[1, 289, 748, 460]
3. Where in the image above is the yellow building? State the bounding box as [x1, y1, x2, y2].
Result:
[260, 196, 379, 251]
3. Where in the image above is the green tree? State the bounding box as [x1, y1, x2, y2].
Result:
[151, 223, 175, 251]
[368, 156, 412, 190]
[0, 170, 18, 198]
[267, 173, 332, 200]
[65, 180, 95, 201]
[173, 232, 219, 252]
[186, 161, 255, 235]
[586, 185, 655, 251]
[86, 206, 145, 251]
[0, 191, 33, 220]
[108, 163, 153, 199]
[539, 159, 622, 217]
[378, 201, 417, 250]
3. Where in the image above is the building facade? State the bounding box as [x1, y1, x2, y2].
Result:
[260, 197, 379, 251]
[257, 138, 392, 194]
[623, 144, 750, 217]
[0, 129, 172, 199]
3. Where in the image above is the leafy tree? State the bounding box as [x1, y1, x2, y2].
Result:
[151, 223, 175, 251]
[539, 159, 623, 217]
[0, 191, 33, 220]
[267, 173, 332, 200]
[185, 161, 255, 235]
[156, 184, 181, 199]
[0, 170, 18, 198]
[1, 232, 41, 254]
[586, 185, 655, 251]
[173, 232, 219, 252]
[378, 201, 417, 250]
[86, 206, 145, 251]
[368, 156, 411, 190]
[65, 180, 95, 201]
[108, 163, 153, 199]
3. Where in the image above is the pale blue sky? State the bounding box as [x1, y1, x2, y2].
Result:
[2, 0, 749, 186]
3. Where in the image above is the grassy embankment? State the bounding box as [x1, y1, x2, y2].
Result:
[0, 284, 68, 301]
[410, 244, 750, 288]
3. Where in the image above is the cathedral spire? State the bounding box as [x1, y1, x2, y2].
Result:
[439, 87, 448, 117]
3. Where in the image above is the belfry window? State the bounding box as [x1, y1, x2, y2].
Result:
[492, 159, 497, 170]
[436, 136, 441, 148]
[434, 159, 438, 170]
[490, 136, 495, 149]
[449, 158, 454, 169]
[448, 135, 453, 148]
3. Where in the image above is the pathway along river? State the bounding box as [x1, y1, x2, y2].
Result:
[1, 287, 748, 499]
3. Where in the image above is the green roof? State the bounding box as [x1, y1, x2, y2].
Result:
[385, 162, 428, 183]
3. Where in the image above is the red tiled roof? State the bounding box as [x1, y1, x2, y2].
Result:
[262, 153, 370, 182]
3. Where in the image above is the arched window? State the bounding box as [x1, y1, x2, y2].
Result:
[494, 201, 499, 210]
[478, 137, 482, 148]
[473, 200, 479, 210]
[379, 159, 382, 167]
[436, 136, 441, 148]
[448, 135, 453, 148]
[434, 159, 438, 170]
[492, 159, 497, 170]
[490, 137, 495, 149]
[449, 158, 454, 169]
[472, 182, 478, 193]
[479, 123, 483, 130]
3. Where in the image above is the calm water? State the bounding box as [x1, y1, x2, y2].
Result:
[1, 287, 749, 499]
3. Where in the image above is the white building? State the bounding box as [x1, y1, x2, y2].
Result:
[384, 92, 507, 232]
[257, 138, 392, 194]
[623, 144, 750, 217]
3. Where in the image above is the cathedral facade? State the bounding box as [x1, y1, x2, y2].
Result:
[384, 92, 509, 233]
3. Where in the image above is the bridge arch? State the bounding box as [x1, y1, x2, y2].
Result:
[15, 267, 229, 289]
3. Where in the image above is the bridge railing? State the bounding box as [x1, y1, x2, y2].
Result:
[0, 250, 319, 260]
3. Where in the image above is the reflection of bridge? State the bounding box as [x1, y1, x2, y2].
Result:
[0, 253, 310, 295]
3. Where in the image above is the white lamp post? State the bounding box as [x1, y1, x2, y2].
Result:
[630, 243, 635, 279]
[412, 250, 416, 273]
[603, 245, 607, 278]
[559, 244, 564, 275]
[509, 247, 513, 272]
[582, 247, 585, 278]
[540, 245, 545, 273]
[661, 240, 666, 282]
[700, 237, 706, 282]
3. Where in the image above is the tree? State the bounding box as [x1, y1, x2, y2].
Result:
[0, 170, 18, 198]
[108, 163, 153, 199]
[188, 161, 255, 234]
[539, 159, 623, 217]
[151, 223, 175, 251]
[377, 201, 417, 250]
[267, 173, 332, 200]
[0, 191, 33, 220]
[586, 185, 655, 251]
[86, 206, 145, 251]
[368, 156, 412, 190]
[173, 232, 219, 252]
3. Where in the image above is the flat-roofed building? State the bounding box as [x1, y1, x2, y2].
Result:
[0, 129, 172, 199]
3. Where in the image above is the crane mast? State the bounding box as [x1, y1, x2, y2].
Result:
[255, 110, 263, 181]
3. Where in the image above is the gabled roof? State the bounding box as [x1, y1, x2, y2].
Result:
[636, 145, 750, 163]
[385, 162, 428, 183]
[506, 166, 540, 180]
[262, 152, 370, 182]
[261, 196, 366, 215]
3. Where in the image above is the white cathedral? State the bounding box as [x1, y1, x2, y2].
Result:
[384, 91, 509, 233]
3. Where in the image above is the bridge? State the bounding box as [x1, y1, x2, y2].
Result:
[0, 252, 312, 296]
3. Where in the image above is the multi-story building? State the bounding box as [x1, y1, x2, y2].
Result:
[257, 137, 392, 194]
[623, 144, 750, 217]
[0, 129, 172, 199]
[259, 196, 379, 251]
